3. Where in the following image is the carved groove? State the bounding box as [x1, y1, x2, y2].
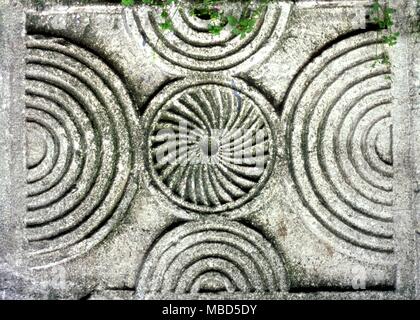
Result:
[25, 35, 140, 265]
[144, 79, 276, 214]
[136, 221, 288, 295]
[124, 2, 290, 71]
[283, 32, 394, 253]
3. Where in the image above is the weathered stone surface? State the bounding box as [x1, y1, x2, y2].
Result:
[0, 0, 419, 299]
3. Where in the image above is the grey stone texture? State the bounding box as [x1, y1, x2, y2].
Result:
[0, 0, 419, 299]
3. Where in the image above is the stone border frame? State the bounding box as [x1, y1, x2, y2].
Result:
[0, 0, 419, 300]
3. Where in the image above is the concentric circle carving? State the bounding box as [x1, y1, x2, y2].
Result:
[125, 2, 290, 72]
[282, 32, 394, 254]
[25, 35, 140, 265]
[136, 221, 288, 296]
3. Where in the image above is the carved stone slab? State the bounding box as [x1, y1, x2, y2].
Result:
[0, 0, 419, 300]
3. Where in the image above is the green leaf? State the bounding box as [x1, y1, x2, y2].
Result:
[159, 20, 173, 31]
[122, 0, 135, 6]
[384, 8, 395, 15]
[227, 15, 238, 26]
[371, 1, 381, 12]
[208, 24, 222, 35]
[210, 10, 220, 20]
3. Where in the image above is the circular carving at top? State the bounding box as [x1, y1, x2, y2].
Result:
[125, 2, 290, 72]
[144, 79, 276, 214]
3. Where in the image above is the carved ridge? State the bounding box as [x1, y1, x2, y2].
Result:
[25, 35, 140, 266]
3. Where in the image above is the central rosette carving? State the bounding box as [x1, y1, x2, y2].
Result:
[144, 81, 275, 214]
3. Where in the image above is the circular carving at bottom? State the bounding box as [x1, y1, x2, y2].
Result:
[136, 221, 288, 296]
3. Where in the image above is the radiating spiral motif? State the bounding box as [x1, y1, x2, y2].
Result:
[124, 2, 290, 72]
[136, 221, 288, 296]
[144, 79, 276, 214]
[282, 32, 394, 254]
[25, 35, 140, 265]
